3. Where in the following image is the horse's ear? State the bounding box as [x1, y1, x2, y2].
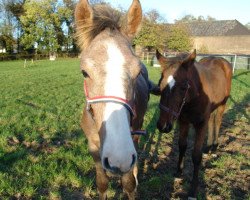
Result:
[125, 0, 142, 39]
[156, 49, 168, 71]
[75, 0, 93, 28]
[182, 49, 196, 64]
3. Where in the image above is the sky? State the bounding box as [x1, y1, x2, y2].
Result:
[105, 0, 250, 25]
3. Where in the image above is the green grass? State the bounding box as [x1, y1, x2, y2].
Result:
[0, 59, 93, 199]
[0, 59, 249, 199]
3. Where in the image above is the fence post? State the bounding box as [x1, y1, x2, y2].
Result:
[24, 59, 27, 68]
[248, 57, 250, 70]
[233, 54, 237, 73]
[147, 52, 149, 64]
[230, 56, 233, 64]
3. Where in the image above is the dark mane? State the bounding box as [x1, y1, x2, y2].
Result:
[75, 4, 122, 50]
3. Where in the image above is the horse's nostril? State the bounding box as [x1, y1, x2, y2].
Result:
[131, 154, 136, 167]
[165, 123, 173, 133]
[157, 121, 166, 132]
[157, 121, 161, 129]
[104, 157, 111, 170]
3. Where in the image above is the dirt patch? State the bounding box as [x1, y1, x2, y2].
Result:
[136, 116, 249, 200]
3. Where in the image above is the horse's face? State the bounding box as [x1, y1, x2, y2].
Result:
[156, 50, 196, 133]
[81, 31, 141, 173]
[75, 0, 142, 174]
[157, 59, 183, 133]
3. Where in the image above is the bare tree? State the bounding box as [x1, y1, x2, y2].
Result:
[175, 14, 216, 23]
[89, 0, 105, 5]
[245, 22, 250, 30]
[0, 0, 18, 53]
[145, 9, 166, 24]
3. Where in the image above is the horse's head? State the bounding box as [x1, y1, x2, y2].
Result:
[75, 0, 142, 174]
[156, 50, 196, 133]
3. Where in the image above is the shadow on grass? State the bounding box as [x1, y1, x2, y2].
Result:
[0, 127, 97, 199]
[135, 101, 209, 199]
[199, 92, 250, 199]
[136, 102, 184, 199]
[225, 94, 250, 123]
[0, 148, 28, 173]
[16, 98, 42, 109]
[232, 70, 250, 79]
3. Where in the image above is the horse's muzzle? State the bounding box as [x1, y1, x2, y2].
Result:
[102, 154, 136, 174]
[157, 121, 173, 133]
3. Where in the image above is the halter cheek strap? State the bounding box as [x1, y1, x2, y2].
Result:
[159, 104, 179, 119]
[159, 82, 190, 120]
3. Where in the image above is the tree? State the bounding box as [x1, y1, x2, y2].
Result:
[0, 0, 17, 53]
[245, 22, 250, 30]
[20, 0, 63, 53]
[175, 14, 196, 23]
[59, 0, 77, 52]
[89, 0, 105, 4]
[175, 14, 216, 23]
[145, 9, 165, 24]
[0, 30, 15, 53]
[5, 0, 25, 53]
[133, 9, 167, 50]
[166, 24, 193, 52]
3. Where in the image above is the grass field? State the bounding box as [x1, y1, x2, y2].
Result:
[0, 59, 249, 199]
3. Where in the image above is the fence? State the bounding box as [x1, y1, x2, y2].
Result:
[139, 52, 250, 71]
[1, 52, 250, 71]
[197, 54, 250, 72]
[0, 53, 79, 61]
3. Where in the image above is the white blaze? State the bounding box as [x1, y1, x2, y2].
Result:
[167, 75, 175, 90]
[102, 41, 136, 173]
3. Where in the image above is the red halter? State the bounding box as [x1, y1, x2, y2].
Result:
[83, 80, 146, 136]
[84, 80, 134, 117]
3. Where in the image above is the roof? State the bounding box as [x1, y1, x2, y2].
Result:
[183, 20, 250, 36]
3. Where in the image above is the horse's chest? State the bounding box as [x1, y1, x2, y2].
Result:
[181, 105, 206, 124]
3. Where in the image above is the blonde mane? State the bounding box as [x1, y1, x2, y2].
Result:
[75, 5, 122, 50]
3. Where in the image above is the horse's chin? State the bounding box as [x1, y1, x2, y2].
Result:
[160, 127, 172, 133]
[157, 121, 173, 133]
[105, 167, 127, 177]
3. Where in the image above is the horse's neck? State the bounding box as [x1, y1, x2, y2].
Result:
[188, 63, 202, 100]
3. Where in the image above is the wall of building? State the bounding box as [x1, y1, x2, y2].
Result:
[193, 35, 250, 54]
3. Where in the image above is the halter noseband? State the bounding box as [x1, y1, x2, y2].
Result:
[159, 82, 190, 120]
[84, 80, 146, 136]
[84, 80, 134, 117]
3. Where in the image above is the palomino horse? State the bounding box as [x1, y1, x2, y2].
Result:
[154, 50, 232, 198]
[75, 0, 150, 199]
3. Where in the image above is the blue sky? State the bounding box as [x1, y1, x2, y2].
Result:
[105, 0, 250, 25]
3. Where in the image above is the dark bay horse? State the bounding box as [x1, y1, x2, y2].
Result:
[75, 0, 150, 199]
[154, 50, 232, 198]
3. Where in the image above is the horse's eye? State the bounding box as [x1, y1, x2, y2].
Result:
[82, 70, 89, 78]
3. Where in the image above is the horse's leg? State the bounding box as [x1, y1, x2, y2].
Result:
[81, 110, 109, 199]
[213, 104, 226, 151]
[204, 112, 215, 153]
[176, 120, 189, 176]
[121, 164, 138, 200]
[189, 121, 207, 198]
[95, 162, 109, 200]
